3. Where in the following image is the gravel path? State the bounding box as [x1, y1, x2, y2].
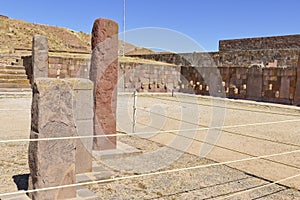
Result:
[88, 136, 300, 199]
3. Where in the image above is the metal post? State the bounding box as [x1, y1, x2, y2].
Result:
[132, 90, 137, 133]
[122, 0, 126, 57]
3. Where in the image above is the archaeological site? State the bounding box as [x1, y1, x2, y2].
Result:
[0, 13, 300, 200]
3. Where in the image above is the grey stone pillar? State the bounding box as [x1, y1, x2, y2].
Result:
[90, 18, 118, 150]
[246, 66, 263, 100]
[32, 35, 48, 82]
[66, 78, 94, 174]
[28, 78, 76, 200]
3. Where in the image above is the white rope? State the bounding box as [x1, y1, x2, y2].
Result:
[136, 106, 300, 148]
[216, 173, 300, 200]
[0, 148, 299, 197]
[1, 118, 300, 143]
[122, 0, 126, 56]
[148, 95, 300, 117]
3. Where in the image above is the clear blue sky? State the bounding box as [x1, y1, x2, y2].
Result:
[1, 0, 299, 52]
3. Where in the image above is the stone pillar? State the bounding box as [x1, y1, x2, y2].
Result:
[28, 78, 76, 200]
[294, 54, 300, 104]
[66, 78, 94, 174]
[90, 18, 118, 150]
[32, 35, 48, 82]
[246, 66, 263, 100]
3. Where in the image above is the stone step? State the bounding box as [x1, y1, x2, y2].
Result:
[0, 69, 26, 74]
[0, 87, 32, 98]
[0, 65, 25, 70]
[0, 91, 32, 98]
[0, 79, 30, 84]
[0, 74, 28, 79]
[0, 87, 32, 92]
[0, 83, 31, 88]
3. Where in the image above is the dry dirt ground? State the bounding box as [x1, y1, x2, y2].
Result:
[0, 93, 300, 199]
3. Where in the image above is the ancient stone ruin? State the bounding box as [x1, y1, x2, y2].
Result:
[32, 35, 48, 81]
[90, 18, 118, 150]
[27, 18, 118, 199]
[29, 78, 77, 199]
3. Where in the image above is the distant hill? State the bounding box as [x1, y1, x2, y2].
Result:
[0, 15, 154, 55]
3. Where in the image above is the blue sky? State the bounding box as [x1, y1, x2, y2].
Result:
[1, 0, 300, 52]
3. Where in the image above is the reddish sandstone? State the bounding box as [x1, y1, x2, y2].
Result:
[90, 18, 118, 150]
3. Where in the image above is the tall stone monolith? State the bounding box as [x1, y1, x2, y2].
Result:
[90, 18, 118, 150]
[28, 78, 76, 200]
[32, 35, 48, 82]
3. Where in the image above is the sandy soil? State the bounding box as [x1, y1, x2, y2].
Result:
[0, 94, 300, 199]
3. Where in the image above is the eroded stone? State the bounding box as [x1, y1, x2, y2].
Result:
[90, 18, 118, 150]
[66, 78, 94, 174]
[32, 35, 48, 81]
[28, 78, 76, 200]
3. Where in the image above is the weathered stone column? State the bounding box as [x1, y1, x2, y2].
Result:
[28, 78, 76, 200]
[32, 35, 48, 82]
[294, 54, 300, 104]
[90, 18, 118, 150]
[66, 78, 94, 174]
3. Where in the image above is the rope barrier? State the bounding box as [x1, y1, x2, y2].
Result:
[1, 92, 300, 198]
[136, 120, 300, 170]
[1, 118, 300, 144]
[0, 148, 299, 198]
[216, 173, 300, 200]
[146, 95, 300, 117]
[136, 106, 300, 148]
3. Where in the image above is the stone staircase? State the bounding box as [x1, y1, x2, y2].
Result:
[0, 54, 31, 98]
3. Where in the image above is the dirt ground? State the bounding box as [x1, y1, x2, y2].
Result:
[0, 93, 300, 199]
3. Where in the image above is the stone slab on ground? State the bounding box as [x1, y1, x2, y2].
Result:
[92, 141, 142, 159]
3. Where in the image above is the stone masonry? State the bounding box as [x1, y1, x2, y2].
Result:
[294, 53, 300, 103]
[28, 78, 76, 200]
[90, 18, 118, 150]
[21, 34, 300, 105]
[67, 78, 94, 174]
[32, 35, 48, 82]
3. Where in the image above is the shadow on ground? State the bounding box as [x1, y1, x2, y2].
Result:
[13, 174, 29, 191]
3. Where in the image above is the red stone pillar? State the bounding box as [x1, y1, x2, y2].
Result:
[90, 18, 118, 150]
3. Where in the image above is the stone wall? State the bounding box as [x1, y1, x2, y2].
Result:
[22, 34, 300, 104]
[22, 56, 90, 83]
[23, 56, 181, 93]
[219, 34, 300, 51]
[48, 57, 90, 79]
[119, 62, 181, 92]
[130, 50, 300, 69]
[181, 66, 297, 104]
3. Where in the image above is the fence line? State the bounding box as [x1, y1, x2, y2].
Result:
[0, 148, 299, 198]
[1, 118, 300, 144]
[136, 120, 300, 170]
[136, 106, 300, 148]
[146, 95, 300, 117]
[1, 91, 300, 198]
[216, 173, 300, 200]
